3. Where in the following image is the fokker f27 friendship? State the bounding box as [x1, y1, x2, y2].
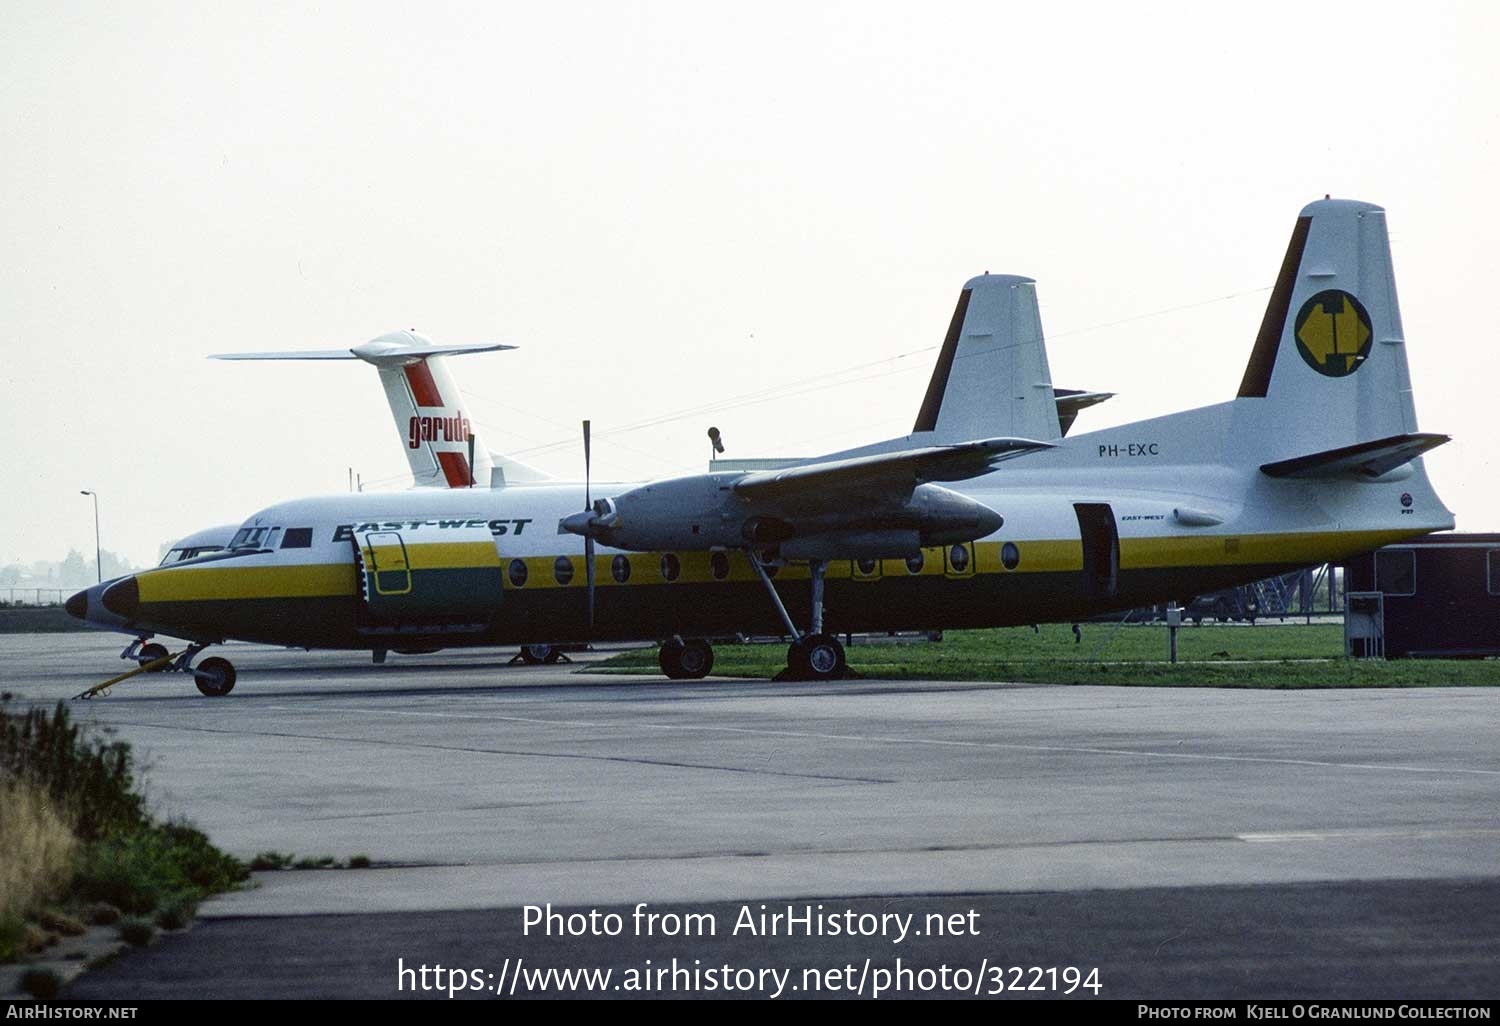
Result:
[68, 199, 1452, 693]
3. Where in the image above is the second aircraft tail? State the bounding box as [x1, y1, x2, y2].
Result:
[211, 331, 553, 489]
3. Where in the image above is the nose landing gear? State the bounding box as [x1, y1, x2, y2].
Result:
[192, 656, 237, 697]
[76, 643, 237, 699]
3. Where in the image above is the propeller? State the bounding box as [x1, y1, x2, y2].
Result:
[558, 419, 617, 552]
[582, 420, 595, 634]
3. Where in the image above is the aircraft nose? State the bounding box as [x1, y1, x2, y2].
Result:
[65, 589, 88, 619]
[100, 576, 140, 619]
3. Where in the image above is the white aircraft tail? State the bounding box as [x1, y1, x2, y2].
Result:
[914, 275, 1058, 442]
[211, 331, 553, 488]
[913, 275, 1110, 443]
[1230, 198, 1446, 471]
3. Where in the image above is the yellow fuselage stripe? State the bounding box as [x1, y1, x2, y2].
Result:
[133, 529, 1418, 604]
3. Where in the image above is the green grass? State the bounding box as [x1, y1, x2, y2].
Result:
[589, 623, 1500, 688]
[0, 699, 246, 962]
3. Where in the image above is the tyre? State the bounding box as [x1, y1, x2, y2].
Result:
[674, 640, 714, 680]
[193, 656, 236, 697]
[137, 642, 170, 672]
[791, 633, 846, 680]
[520, 644, 553, 665]
[658, 642, 684, 678]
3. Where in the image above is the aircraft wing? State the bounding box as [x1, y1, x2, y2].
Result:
[732, 436, 1052, 502]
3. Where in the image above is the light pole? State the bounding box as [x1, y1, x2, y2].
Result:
[80, 490, 101, 584]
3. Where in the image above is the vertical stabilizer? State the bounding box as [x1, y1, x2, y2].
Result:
[1234, 199, 1419, 455]
[375, 352, 493, 488]
[914, 275, 1061, 443]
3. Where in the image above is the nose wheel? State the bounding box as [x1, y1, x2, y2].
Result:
[192, 656, 237, 696]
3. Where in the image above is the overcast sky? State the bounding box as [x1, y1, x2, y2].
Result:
[3, 1, 1495, 568]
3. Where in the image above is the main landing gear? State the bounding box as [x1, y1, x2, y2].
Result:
[659, 638, 714, 680]
[517, 643, 567, 665]
[747, 552, 854, 682]
[651, 553, 854, 683]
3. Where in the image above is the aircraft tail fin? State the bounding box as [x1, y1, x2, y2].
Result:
[211, 330, 552, 488]
[914, 275, 1063, 443]
[1233, 199, 1426, 463]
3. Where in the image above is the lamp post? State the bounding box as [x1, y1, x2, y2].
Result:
[80, 490, 101, 584]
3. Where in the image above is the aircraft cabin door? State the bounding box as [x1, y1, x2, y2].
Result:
[360, 531, 411, 596]
[1074, 503, 1119, 599]
[352, 526, 503, 621]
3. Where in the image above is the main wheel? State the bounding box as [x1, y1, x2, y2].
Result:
[791, 633, 846, 680]
[520, 644, 554, 665]
[137, 642, 170, 672]
[673, 639, 714, 680]
[193, 656, 236, 697]
[659, 641, 684, 678]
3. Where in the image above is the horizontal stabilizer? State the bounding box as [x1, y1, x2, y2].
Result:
[212, 334, 515, 368]
[1259, 432, 1449, 480]
[1053, 388, 1114, 437]
[734, 436, 1052, 501]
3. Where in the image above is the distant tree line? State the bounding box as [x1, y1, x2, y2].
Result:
[0, 550, 140, 589]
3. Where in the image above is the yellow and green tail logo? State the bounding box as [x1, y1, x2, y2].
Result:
[1293, 289, 1373, 377]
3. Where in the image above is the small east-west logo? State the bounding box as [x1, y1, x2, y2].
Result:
[1294, 289, 1373, 377]
[1401, 492, 1413, 509]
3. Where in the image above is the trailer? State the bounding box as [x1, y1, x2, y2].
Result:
[1342, 533, 1500, 658]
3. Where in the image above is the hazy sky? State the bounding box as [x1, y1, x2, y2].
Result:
[3, 1, 1495, 568]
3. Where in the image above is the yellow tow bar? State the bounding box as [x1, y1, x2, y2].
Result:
[73, 650, 182, 700]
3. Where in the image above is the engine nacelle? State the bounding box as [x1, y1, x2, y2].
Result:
[780, 529, 921, 561]
[589, 474, 1002, 557]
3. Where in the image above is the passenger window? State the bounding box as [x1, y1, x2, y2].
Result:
[282, 528, 313, 549]
[660, 553, 681, 582]
[1001, 542, 1021, 571]
[948, 544, 970, 573]
[1375, 549, 1415, 596]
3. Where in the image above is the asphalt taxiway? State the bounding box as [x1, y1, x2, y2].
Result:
[5, 633, 1498, 999]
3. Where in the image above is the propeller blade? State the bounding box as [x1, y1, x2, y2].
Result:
[582, 420, 595, 635]
[582, 419, 592, 511]
[585, 536, 596, 634]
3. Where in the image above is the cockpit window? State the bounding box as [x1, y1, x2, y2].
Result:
[282, 528, 313, 549]
[160, 544, 228, 566]
[229, 526, 281, 550]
